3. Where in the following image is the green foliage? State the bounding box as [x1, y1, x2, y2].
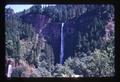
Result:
[64, 37, 114, 77]
[37, 62, 52, 77]
[30, 69, 41, 77]
[29, 5, 42, 14]
[38, 60, 49, 69]
[11, 66, 26, 77]
[5, 5, 114, 77]
[5, 8, 35, 58]
[64, 57, 87, 76]
[53, 64, 74, 77]
[6, 40, 14, 57]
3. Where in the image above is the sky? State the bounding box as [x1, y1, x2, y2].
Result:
[5, 4, 33, 13]
[5, 4, 56, 13]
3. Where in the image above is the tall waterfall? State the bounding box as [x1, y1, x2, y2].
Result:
[60, 23, 64, 64]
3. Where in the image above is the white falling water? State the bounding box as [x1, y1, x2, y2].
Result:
[7, 64, 12, 77]
[60, 23, 64, 64]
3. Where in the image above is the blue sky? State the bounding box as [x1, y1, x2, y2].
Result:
[5, 4, 33, 13]
[5, 4, 56, 13]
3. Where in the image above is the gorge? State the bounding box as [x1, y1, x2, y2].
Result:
[5, 4, 115, 77]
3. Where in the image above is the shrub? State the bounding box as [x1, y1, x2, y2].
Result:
[64, 41, 114, 77]
[53, 64, 74, 77]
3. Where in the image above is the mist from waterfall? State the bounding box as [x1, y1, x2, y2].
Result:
[60, 23, 64, 64]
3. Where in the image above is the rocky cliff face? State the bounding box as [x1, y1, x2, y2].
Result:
[5, 5, 114, 77]
[19, 5, 114, 64]
[20, 13, 78, 64]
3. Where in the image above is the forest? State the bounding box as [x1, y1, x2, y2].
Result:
[5, 4, 114, 77]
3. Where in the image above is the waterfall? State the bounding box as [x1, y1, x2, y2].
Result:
[7, 64, 12, 77]
[60, 23, 64, 64]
